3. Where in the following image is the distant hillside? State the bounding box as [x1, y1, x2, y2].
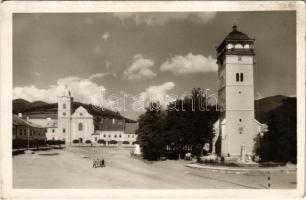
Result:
[255, 95, 291, 123]
[12, 99, 136, 123]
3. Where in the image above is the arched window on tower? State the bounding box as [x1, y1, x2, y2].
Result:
[236, 73, 239, 82]
[240, 73, 244, 82]
[78, 123, 83, 131]
[63, 103, 66, 109]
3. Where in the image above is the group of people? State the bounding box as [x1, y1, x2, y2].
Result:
[93, 159, 105, 168]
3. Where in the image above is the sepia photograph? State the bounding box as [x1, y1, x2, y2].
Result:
[1, 1, 305, 199]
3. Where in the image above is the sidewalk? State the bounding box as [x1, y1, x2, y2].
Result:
[185, 163, 297, 175]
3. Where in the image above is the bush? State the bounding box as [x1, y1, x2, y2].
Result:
[73, 139, 79, 144]
[109, 140, 117, 144]
[97, 139, 106, 144]
[122, 141, 130, 145]
[85, 140, 92, 144]
[13, 139, 27, 149]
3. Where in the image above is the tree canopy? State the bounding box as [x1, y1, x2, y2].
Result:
[259, 97, 296, 163]
[137, 88, 219, 161]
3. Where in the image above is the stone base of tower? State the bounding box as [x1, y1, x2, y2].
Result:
[212, 118, 263, 159]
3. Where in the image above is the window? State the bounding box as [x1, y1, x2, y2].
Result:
[114, 134, 117, 138]
[79, 113, 83, 116]
[240, 73, 244, 82]
[109, 134, 111, 138]
[52, 137, 55, 140]
[95, 137, 97, 141]
[63, 128, 66, 133]
[239, 119, 242, 122]
[24, 129, 26, 135]
[132, 135, 134, 138]
[238, 91, 241, 94]
[63, 103, 66, 109]
[128, 135, 130, 138]
[78, 123, 83, 131]
[103, 134, 106, 138]
[52, 129, 55, 133]
[119, 134, 122, 138]
[63, 112, 66, 116]
[236, 73, 239, 82]
[238, 56, 242, 61]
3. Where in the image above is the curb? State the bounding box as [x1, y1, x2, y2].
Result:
[185, 164, 297, 175]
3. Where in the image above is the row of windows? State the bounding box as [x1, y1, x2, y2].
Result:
[227, 43, 250, 49]
[236, 73, 244, 82]
[101, 134, 134, 138]
[15, 129, 43, 136]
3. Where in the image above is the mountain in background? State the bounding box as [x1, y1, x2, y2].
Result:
[254, 95, 293, 123]
[13, 98, 136, 123]
[13, 94, 295, 124]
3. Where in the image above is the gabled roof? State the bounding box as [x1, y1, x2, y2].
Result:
[28, 118, 57, 128]
[13, 114, 44, 128]
[124, 123, 138, 135]
[72, 106, 93, 118]
[99, 118, 124, 131]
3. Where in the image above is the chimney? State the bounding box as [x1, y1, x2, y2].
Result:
[18, 113, 22, 118]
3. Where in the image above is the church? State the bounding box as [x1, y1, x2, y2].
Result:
[212, 25, 266, 157]
[28, 86, 138, 146]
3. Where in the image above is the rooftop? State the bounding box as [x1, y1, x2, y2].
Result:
[13, 114, 44, 128]
[224, 25, 251, 41]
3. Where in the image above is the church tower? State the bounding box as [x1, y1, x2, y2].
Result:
[57, 85, 73, 146]
[216, 25, 259, 156]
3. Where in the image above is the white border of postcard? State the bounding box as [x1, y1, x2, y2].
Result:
[0, 1, 305, 199]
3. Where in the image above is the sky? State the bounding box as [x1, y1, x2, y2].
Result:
[13, 11, 296, 120]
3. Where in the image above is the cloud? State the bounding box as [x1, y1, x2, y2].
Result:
[113, 12, 217, 26]
[105, 61, 111, 68]
[135, 82, 175, 109]
[160, 53, 218, 75]
[255, 92, 264, 100]
[13, 74, 114, 108]
[123, 54, 156, 81]
[101, 32, 110, 41]
[88, 72, 110, 80]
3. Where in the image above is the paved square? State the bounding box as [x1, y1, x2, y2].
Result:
[13, 147, 296, 189]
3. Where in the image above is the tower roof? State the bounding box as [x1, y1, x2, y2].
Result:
[224, 25, 251, 41]
[216, 25, 255, 55]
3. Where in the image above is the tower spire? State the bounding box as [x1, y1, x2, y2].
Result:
[232, 24, 237, 31]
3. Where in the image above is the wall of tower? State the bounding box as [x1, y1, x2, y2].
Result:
[217, 54, 259, 156]
[57, 96, 72, 144]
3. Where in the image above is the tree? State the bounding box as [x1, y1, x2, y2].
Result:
[122, 141, 130, 145]
[97, 139, 106, 144]
[260, 97, 296, 163]
[137, 102, 166, 161]
[164, 88, 219, 158]
[73, 139, 79, 144]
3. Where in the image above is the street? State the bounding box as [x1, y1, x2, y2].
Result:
[13, 147, 296, 189]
